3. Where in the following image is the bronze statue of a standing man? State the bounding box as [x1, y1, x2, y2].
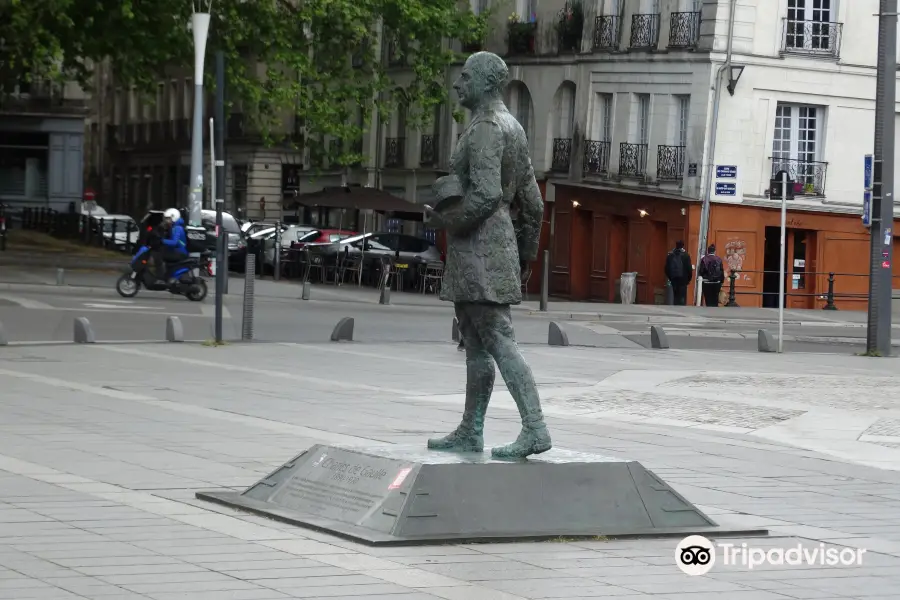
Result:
[424, 52, 551, 459]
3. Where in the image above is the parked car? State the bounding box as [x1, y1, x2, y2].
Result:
[90, 214, 139, 250]
[305, 232, 443, 286]
[290, 228, 357, 249]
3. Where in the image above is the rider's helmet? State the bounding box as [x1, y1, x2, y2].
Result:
[163, 208, 181, 223]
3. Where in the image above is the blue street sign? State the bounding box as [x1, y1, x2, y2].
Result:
[863, 190, 872, 227]
[716, 165, 738, 178]
[715, 182, 737, 196]
[864, 154, 873, 189]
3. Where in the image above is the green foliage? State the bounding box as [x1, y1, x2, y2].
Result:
[0, 0, 489, 169]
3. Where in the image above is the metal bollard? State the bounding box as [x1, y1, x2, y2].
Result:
[823, 272, 838, 310]
[273, 221, 281, 281]
[0, 215, 6, 252]
[539, 249, 549, 312]
[725, 270, 739, 307]
[241, 254, 255, 340]
[56, 268, 65, 285]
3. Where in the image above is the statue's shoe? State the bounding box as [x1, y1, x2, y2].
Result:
[490, 424, 551, 459]
[427, 429, 484, 452]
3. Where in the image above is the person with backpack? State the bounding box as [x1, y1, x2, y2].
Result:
[697, 244, 725, 307]
[664, 241, 693, 306]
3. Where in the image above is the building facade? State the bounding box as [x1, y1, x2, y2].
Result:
[0, 80, 88, 213]
[442, 0, 900, 308]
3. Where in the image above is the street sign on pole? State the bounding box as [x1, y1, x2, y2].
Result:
[864, 154, 873, 227]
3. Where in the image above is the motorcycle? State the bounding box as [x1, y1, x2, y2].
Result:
[116, 246, 211, 301]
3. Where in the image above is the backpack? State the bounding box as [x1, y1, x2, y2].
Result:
[666, 251, 684, 281]
[704, 256, 724, 282]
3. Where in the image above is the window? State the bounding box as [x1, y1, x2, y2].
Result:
[232, 164, 248, 217]
[600, 94, 613, 141]
[557, 86, 576, 139]
[785, 0, 834, 51]
[515, 0, 536, 18]
[170, 81, 178, 119]
[676, 95, 690, 146]
[772, 103, 824, 192]
[637, 94, 650, 144]
[469, 0, 489, 14]
[183, 78, 192, 119]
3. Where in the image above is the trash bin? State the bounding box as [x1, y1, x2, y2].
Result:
[620, 271, 637, 305]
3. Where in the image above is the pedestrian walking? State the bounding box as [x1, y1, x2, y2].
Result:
[697, 244, 725, 307]
[664, 241, 693, 306]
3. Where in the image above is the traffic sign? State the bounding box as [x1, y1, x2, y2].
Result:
[864, 154, 873, 189]
[84, 188, 96, 201]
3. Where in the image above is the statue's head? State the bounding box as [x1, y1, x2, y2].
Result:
[453, 51, 508, 110]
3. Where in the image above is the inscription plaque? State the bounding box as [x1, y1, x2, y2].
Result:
[197, 444, 767, 546]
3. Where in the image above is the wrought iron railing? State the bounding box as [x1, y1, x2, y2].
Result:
[657, 145, 685, 181]
[619, 142, 648, 178]
[630, 14, 660, 49]
[551, 138, 572, 172]
[770, 156, 828, 196]
[668, 11, 700, 48]
[385, 137, 405, 168]
[592, 15, 620, 51]
[420, 134, 437, 166]
[582, 140, 611, 176]
[781, 19, 842, 57]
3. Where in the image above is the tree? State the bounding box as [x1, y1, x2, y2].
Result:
[1, 0, 490, 168]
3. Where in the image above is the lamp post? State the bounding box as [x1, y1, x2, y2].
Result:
[188, 6, 211, 228]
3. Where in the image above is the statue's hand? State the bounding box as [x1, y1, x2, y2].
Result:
[423, 205, 446, 229]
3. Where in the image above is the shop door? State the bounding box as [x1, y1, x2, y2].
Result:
[787, 229, 816, 309]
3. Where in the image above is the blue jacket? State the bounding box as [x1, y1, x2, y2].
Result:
[162, 218, 189, 255]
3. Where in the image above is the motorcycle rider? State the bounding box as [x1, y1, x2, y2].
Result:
[154, 208, 189, 285]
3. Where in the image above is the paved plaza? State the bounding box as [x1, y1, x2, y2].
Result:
[1, 332, 900, 598]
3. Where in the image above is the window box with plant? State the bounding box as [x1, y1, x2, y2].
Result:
[556, 1, 584, 53]
[507, 12, 537, 56]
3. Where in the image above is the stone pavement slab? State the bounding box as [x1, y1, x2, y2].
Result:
[1, 340, 900, 598]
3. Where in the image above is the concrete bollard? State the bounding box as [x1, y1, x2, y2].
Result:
[0, 321, 7, 346]
[548, 321, 569, 347]
[242, 255, 255, 341]
[166, 316, 184, 342]
[330, 317, 354, 342]
[301, 281, 311, 301]
[650, 325, 669, 349]
[74, 317, 95, 343]
[379, 285, 390, 305]
[451, 317, 460, 342]
[56, 268, 65, 285]
[758, 329, 777, 353]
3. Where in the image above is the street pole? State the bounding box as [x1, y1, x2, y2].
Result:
[778, 170, 787, 353]
[214, 51, 226, 343]
[188, 11, 211, 228]
[867, 0, 897, 356]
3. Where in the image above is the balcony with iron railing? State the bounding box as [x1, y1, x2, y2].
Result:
[668, 11, 700, 49]
[582, 140, 611, 177]
[420, 134, 437, 166]
[619, 143, 649, 178]
[385, 36, 406, 66]
[551, 138, 572, 172]
[781, 18, 842, 58]
[629, 14, 660, 49]
[385, 137, 405, 168]
[507, 20, 537, 56]
[657, 145, 685, 181]
[592, 15, 620, 51]
[770, 156, 828, 196]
